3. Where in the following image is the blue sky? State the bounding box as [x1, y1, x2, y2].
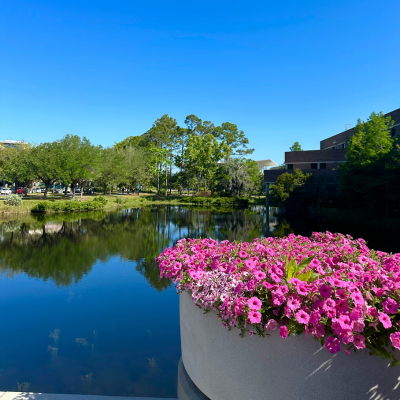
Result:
[0, 0, 399, 164]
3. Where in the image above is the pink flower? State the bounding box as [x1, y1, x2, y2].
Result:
[325, 336, 340, 354]
[248, 310, 261, 324]
[335, 289, 347, 300]
[247, 296, 262, 310]
[319, 284, 332, 298]
[313, 323, 325, 339]
[390, 332, 400, 350]
[244, 259, 255, 270]
[367, 307, 378, 318]
[382, 298, 398, 314]
[379, 312, 392, 329]
[353, 334, 366, 349]
[297, 285, 309, 296]
[287, 295, 302, 311]
[270, 273, 281, 283]
[238, 251, 248, 258]
[254, 271, 266, 280]
[295, 310, 310, 325]
[249, 330, 254, 337]
[309, 311, 321, 325]
[350, 291, 364, 305]
[265, 319, 278, 331]
[280, 325, 289, 338]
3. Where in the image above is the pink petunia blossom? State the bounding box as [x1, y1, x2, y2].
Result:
[382, 298, 398, 314]
[325, 336, 341, 354]
[319, 284, 332, 298]
[353, 334, 366, 349]
[248, 310, 261, 324]
[247, 296, 262, 310]
[390, 332, 400, 350]
[280, 325, 289, 339]
[254, 271, 266, 280]
[295, 310, 310, 325]
[379, 312, 392, 329]
[265, 319, 278, 331]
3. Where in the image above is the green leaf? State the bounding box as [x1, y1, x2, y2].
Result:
[297, 270, 313, 282]
[298, 256, 315, 269]
[287, 259, 296, 280]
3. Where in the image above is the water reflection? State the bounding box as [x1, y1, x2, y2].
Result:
[0, 206, 269, 289]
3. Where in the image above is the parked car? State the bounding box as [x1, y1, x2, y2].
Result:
[1, 188, 12, 195]
[41, 188, 46, 193]
[35, 187, 41, 193]
[75, 188, 81, 193]
[16, 187, 24, 195]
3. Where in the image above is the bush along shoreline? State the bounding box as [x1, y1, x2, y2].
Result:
[31, 196, 106, 213]
[156, 232, 400, 364]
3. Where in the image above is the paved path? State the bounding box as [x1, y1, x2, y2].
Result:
[0, 393, 176, 400]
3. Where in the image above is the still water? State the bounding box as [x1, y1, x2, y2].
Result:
[0, 206, 398, 398]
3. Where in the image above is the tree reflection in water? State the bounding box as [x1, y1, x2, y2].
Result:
[0, 206, 269, 289]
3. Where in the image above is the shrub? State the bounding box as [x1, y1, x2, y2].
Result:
[115, 197, 125, 205]
[31, 201, 53, 213]
[4, 194, 22, 206]
[93, 196, 108, 205]
[156, 233, 400, 364]
[31, 199, 105, 213]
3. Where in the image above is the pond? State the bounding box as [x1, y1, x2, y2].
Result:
[0, 206, 398, 398]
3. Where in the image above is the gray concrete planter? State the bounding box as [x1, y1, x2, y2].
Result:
[180, 290, 400, 400]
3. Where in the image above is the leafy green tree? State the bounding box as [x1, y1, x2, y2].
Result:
[0, 143, 35, 191]
[216, 157, 263, 197]
[114, 134, 149, 150]
[289, 142, 303, 151]
[28, 141, 64, 198]
[59, 135, 99, 198]
[95, 147, 125, 195]
[214, 122, 254, 156]
[346, 112, 394, 166]
[145, 115, 177, 195]
[269, 169, 311, 206]
[338, 112, 396, 214]
[120, 146, 151, 192]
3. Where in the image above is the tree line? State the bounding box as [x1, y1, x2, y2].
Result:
[269, 112, 400, 216]
[0, 114, 265, 199]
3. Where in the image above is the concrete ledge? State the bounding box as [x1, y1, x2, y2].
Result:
[0, 393, 176, 400]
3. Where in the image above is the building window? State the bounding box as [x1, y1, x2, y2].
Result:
[392, 127, 397, 137]
[342, 143, 345, 148]
[320, 163, 327, 169]
[287, 164, 293, 170]
[311, 163, 318, 169]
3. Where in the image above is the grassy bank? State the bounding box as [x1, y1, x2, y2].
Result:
[0, 193, 265, 217]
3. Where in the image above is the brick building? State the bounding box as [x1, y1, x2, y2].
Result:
[264, 107, 400, 206]
[265, 107, 400, 183]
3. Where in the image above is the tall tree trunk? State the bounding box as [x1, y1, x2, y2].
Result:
[157, 163, 160, 196]
[72, 186, 75, 198]
[109, 184, 112, 196]
[165, 155, 168, 196]
[103, 184, 107, 195]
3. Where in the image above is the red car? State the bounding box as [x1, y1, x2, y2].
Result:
[16, 187, 24, 194]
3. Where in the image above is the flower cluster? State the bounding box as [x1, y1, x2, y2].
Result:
[156, 233, 400, 363]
